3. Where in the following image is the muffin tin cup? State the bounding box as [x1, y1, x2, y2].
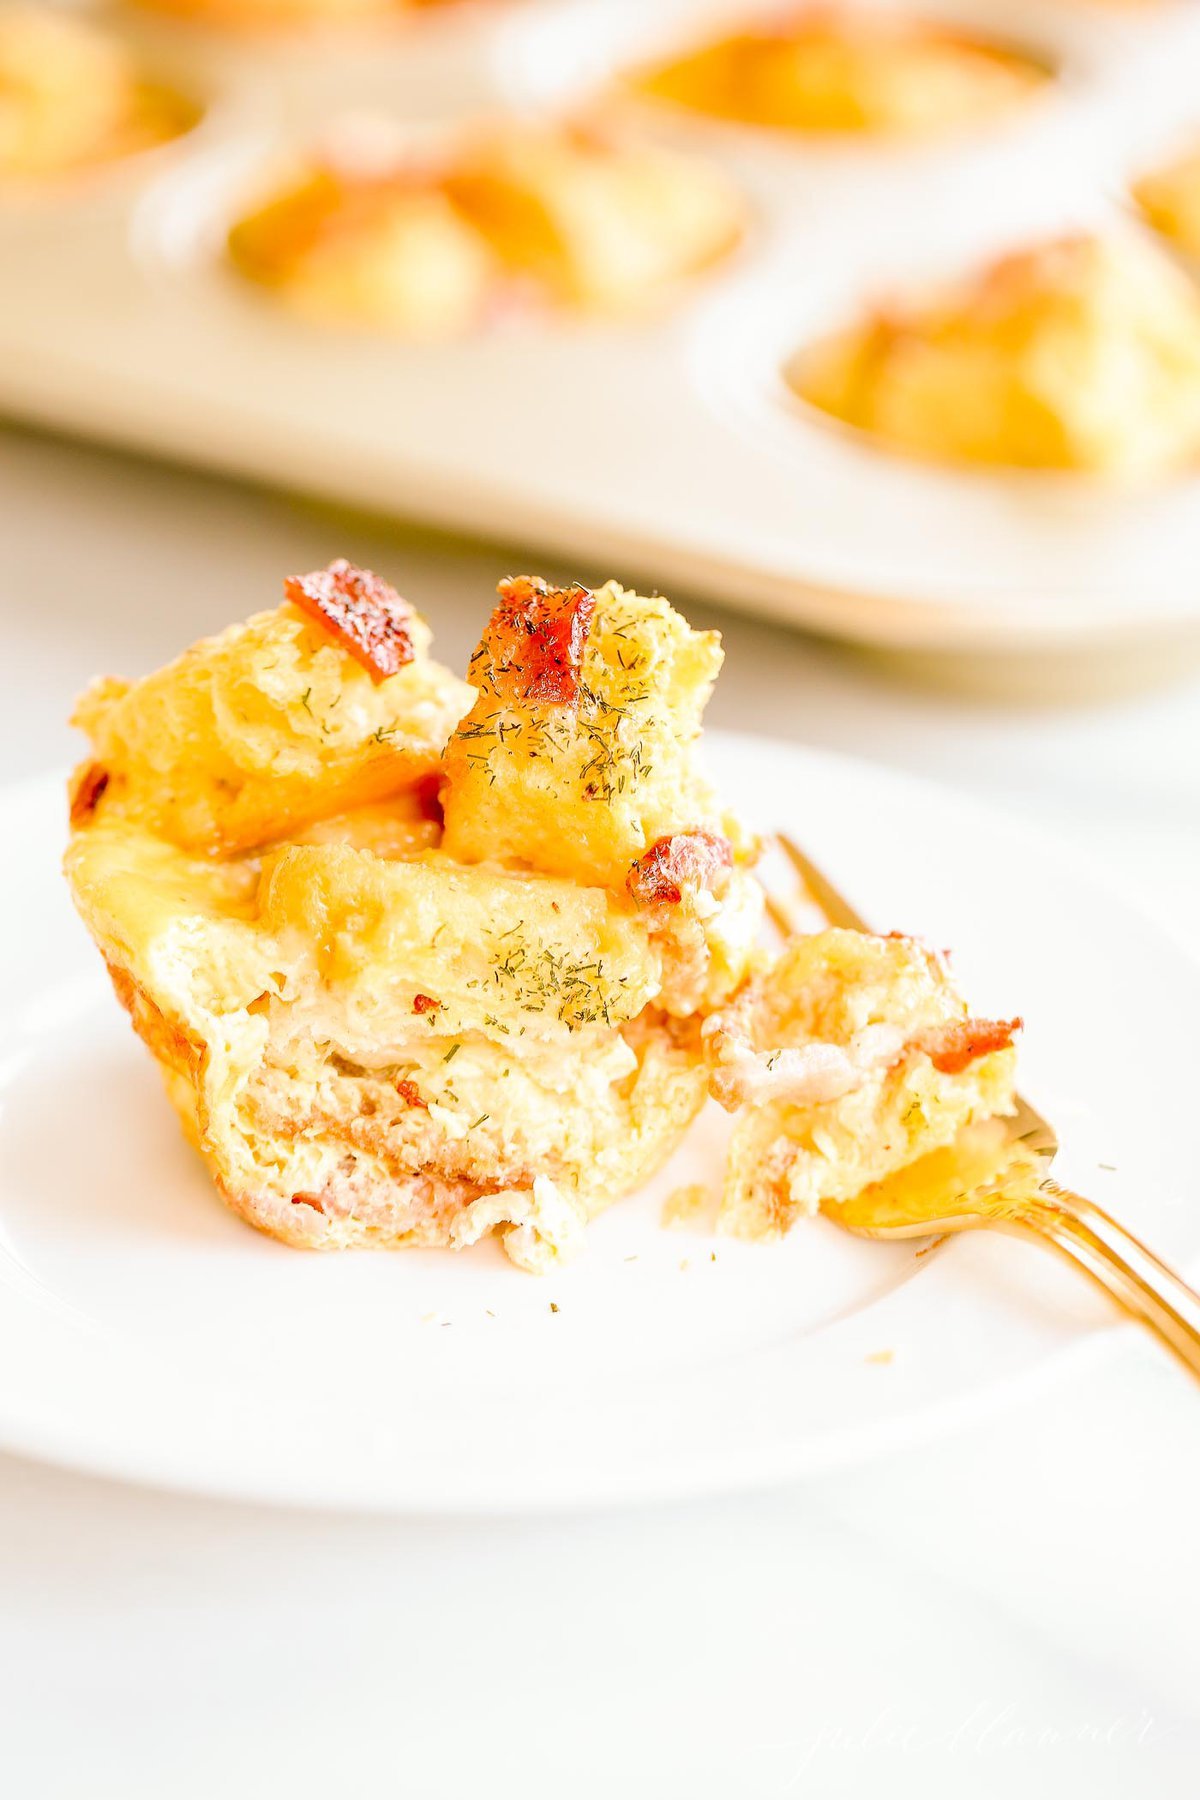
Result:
[5, 0, 1200, 677]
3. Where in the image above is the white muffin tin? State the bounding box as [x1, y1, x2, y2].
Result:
[4, 0, 1200, 653]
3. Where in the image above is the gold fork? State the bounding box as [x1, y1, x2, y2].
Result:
[767, 833, 1200, 1379]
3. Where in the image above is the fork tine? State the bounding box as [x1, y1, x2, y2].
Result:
[777, 833, 871, 933]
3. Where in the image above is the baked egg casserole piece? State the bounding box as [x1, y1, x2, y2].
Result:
[64, 561, 759, 1270]
[634, 11, 1044, 137]
[228, 120, 742, 331]
[441, 576, 763, 1014]
[65, 562, 1021, 1269]
[705, 929, 1019, 1239]
[790, 234, 1200, 475]
[0, 7, 194, 180]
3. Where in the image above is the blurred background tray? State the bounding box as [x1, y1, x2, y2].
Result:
[4, 0, 1200, 663]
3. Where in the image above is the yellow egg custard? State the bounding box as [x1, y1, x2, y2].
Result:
[0, 7, 195, 181]
[790, 234, 1200, 475]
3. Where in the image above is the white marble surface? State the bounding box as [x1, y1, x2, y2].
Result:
[1, 426, 1198, 1797]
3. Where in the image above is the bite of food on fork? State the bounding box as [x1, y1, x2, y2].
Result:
[765, 834, 1200, 1379]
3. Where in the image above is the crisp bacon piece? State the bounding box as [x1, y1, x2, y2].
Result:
[69, 762, 109, 827]
[627, 829, 734, 907]
[915, 1016, 1022, 1075]
[481, 576, 595, 705]
[412, 994, 440, 1015]
[394, 1078, 428, 1109]
[413, 771, 445, 825]
[284, 558, 416, 683]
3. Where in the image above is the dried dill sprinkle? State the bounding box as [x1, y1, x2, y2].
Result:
[470, 1114, 490, 1130]
[453, 637, 653, 803]
[443, 1042, 461, 1063]
[487, 935, 627, 1030]
[299, 687, 314, 715]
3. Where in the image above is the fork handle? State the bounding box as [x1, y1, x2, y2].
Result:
[1007, 1180, 1200, 1380]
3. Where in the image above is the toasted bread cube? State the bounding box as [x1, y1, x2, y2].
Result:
[706, 929, 1019, 1238]
[441, 577, 726, 889]
[70, 561, 472, 856]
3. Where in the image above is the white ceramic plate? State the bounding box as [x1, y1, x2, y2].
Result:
[2, 735, 1196, 1513]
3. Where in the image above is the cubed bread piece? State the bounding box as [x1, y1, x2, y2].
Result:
[790, 234, 1200, 475]
[705, 928, 1019, 1238]
[442, 577, 724, 886]
[70, 559, 472, 856]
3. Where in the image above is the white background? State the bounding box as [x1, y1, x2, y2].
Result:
[1, 422, 1198, 1796]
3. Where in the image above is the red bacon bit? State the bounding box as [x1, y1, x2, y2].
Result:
[394, 1079, 428, 1109]
[915, 1016, 1022, 1075]
[284, 558, 416, 683]
[412, 994, 440, 1015]
[412, 771, 445, 825]
[627, 829, 734, 907]
[291, 1192, 326, 1213]
[69, 762, 109, 827]
[480, 576, 595, 706]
